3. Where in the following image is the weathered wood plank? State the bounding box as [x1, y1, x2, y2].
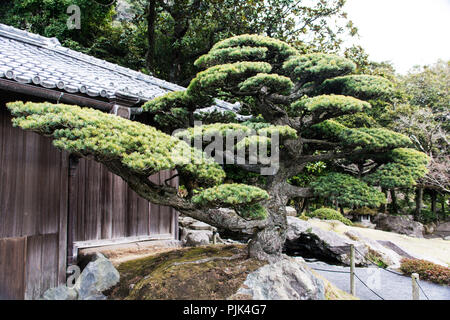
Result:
[41, 234, 59, 297]
[149, 173, 161, 235]
[24, 235, 42, 300]
[0, 237, 26, 300]
[58, 151, 69, 285]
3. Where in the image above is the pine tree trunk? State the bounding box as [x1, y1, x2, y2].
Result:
[145, 0, 157, 71]
[431, 190, 437, 216]
[380, 188, 388, 213]
[441, 196, 446, 217]
[415, 187, 423, 221]
[248, 184, 287, 262]
[301, 198, 310, 214]
[390, 189, 398, 214]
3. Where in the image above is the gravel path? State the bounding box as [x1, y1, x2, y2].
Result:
[305, 260, 450, 300]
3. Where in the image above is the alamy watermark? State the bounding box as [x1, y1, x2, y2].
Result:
[66, 1, 116, 30]
[66, 5, 81, 30]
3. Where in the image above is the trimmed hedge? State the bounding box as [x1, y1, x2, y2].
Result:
[307, 208, 353, 226]
[400, 259, 450, 286]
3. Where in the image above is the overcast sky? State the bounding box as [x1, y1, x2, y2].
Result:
[343, 0, 450, 74]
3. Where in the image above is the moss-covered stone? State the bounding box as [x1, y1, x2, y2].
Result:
[107, 245, 267, 300]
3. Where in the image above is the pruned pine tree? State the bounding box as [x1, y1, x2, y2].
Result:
[7, 35, 429, 261]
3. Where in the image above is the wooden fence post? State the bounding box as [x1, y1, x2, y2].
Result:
[350, 244, 356, 296]
[412, 273, 420, 300]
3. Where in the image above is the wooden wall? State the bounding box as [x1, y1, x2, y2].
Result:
[0, 105, 68, 299]
[71, 159, 177, 242]
[0, 99, 178, 300]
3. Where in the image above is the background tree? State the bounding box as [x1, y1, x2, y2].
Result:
[0, 0, 357, 84]
[0, 0, 115, 50]
[128, 0, 357, 84]
[388, 60, 450, 221]
[7, 35, 428, 261]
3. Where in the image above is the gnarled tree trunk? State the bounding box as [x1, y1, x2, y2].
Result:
[248, 189, 287, 261]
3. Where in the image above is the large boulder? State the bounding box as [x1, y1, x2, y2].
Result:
[285, 206, 297, 217]
[74, 253, 120, 300]
[286, 216, 368, 266]
[372, 214, 424, 238]
[179, 215, 218, 246]
[41, 253, 119, 300]
[185, 231, 211, 247]
[41, 285, 78, 300]
[235, 257, 325, 300]
[344, 230, 402, 269]
[435, 222, 450, 239]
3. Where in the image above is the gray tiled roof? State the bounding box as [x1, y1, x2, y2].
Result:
[0, 23, 240, 113]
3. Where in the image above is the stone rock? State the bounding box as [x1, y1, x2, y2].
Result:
[424, 223, 436, 235]
[344, 230, 402, 269]
[372, 214, 424, 238]
[377, 240, 448, 267]
[235, 257, 325, 300]
[185, 231, 211, 247]
[178, 216, 198, 228]
[444, 236, 450, 241]
[354, 221, 376, 229]
[435, 222, 450, 238]
[190, 221, 217, 232]
[286, 216, 368, 266]
[74, 253, 120, 300]
[179, 216, 217, 245]
[285, 206, 297, 217]
[41, 285, 78, 300]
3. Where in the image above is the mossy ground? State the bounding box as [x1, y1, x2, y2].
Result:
[107, 244, 267, 300]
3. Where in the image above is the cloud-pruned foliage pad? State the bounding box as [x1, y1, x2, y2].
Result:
[7, 101, 225, 186]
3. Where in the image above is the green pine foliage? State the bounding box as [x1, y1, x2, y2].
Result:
[319, 75, 394, 100]
[175, 123, 297, 144]
[192, 184, 269, 220]
[307, 208, 353, 226]
[192, 184, 269, 207]
[187, 61, 272, 102]
[283, 53, 356, 83]
[289, 94, 370, 119]
[194, 46, 269, 69]
[313, 120, 412, 150]
[310, 173, 386, 208]
[209, 34, 298, 66]
[239, 73, 294, 95]
[365, 148, 430, 189]
[6, 101, 225, 187]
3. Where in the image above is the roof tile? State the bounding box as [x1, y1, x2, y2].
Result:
[0, 23, 240, 115]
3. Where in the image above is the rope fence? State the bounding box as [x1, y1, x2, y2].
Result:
[310, 244, 431, 300]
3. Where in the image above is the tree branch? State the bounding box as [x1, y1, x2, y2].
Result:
[105, 160, 267, 235]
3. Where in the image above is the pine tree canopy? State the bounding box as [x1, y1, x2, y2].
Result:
[6, 35, 430, 251]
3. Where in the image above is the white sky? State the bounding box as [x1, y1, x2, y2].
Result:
[343, 0, 450, 74]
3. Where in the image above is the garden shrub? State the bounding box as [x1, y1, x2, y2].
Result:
[307, 208, 353, 226]
[400, 258, 450, 285]
[348, 207, 378, 216]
